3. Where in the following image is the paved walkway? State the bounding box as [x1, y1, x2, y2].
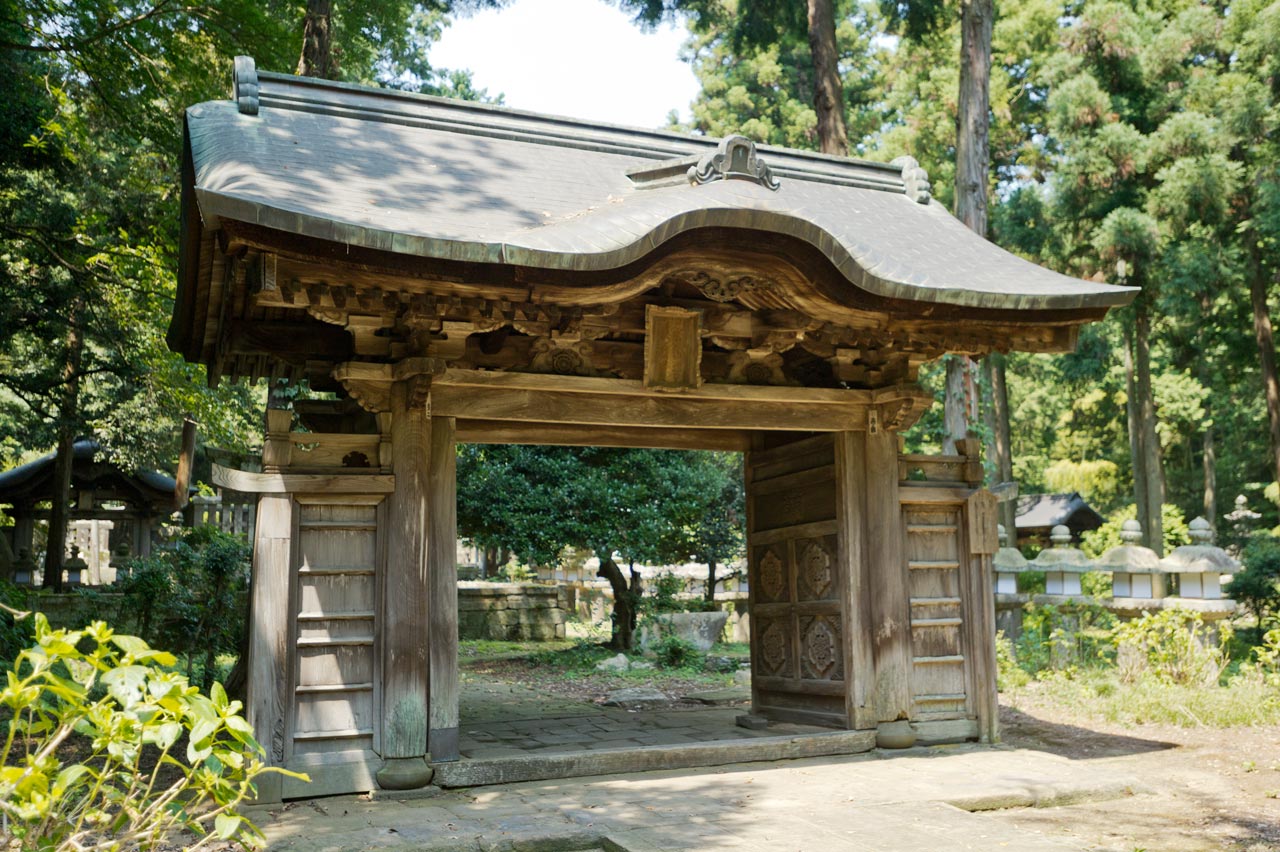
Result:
[249, 746, 1143, 851]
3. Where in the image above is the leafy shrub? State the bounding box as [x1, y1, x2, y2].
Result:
[1229, 535, 1280, 624]
[0, 579, 34, 665]
[996, 630, 1031, 691]
[96, 527, 249, 690]
[1113, 608, 1229, 686]
[653, 635, 704, 670]
[0, 611, 303, 850]
[1016, 602, 1117, 673]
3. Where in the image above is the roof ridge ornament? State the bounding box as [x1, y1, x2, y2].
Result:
[688, 135, 780, 191]
[891, 155, 931, 204]
[233, 55, 259, 116]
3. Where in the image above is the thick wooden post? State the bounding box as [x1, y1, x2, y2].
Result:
[246, 407, 294, 803]
[866, 423, 911, 728]
[377, 381, 434, 789]
[966, 489, 1000, 744]
[834, 431, 875, 730]
[428, 416, 459, 760]
[246, 493, 292, 803]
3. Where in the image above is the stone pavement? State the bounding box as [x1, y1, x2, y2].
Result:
[249, 745, 1143, 852]
[460, 705, 828, 759]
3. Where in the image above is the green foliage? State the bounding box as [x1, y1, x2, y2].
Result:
[0, 579, 35, 665]
[93, 528, 250, 690]
[1229, 535, 1280, 623]
[1081, 504, 1190, 558]
[1113, 609, 1230, 686]
[1043, 459, 1121, 511]
[1030, 666, 1280, 727]
[644, 573, 691, 615]
[1015, 602, 1118, 673]
[651, 635, 705, 671]
[995, 630, 1031, 691]
[0, 612, 304, 850]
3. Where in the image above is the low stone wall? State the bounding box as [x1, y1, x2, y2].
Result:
[458, 582, 572, 642]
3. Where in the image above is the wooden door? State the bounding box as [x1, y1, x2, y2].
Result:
[745, 435, 849, 727]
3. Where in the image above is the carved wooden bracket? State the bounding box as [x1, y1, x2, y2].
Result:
[333, 357, 447, 413]
[871, 385, 934, 433]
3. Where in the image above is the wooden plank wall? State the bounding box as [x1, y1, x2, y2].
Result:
[900, 498, 970, 722]
[746, 435, 849, 727]
[284, 494, 384, 795]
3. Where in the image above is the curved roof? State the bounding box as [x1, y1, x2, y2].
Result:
[181, 65, 1135, 316]
[0, 440, 182, 510]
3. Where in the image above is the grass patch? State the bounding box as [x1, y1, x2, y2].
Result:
[1017, 668, 1280, 728]
[459, 639, 575, 661]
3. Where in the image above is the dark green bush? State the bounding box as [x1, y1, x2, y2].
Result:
[1230, 535, 1280, 626]
[653, 635, 704, 670]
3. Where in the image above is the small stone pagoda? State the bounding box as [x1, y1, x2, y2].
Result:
[167, 59, 1135, 798]
[1162, 517, 1240, 600]
[1098, 520, 1170, 600]
[1030, 525, 1092, 597]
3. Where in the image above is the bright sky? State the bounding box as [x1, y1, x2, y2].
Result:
[432, 0, 699, 129]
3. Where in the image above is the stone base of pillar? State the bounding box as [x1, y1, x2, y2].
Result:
[376, 756, 435, 790]
[875, 720, 917, 749]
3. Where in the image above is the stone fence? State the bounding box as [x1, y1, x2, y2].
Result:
[457, 582, 573, 642]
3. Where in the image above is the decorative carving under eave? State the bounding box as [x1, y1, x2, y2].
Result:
[528, 337, 593, 377]
[688, 135, 781, 191]
[872, 385, 934, 433]
[727, 350, 787, 386]
[332, 357, 446, 413]
[663, 270, 776, 304]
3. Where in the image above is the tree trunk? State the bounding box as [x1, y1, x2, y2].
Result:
[44, 301, 84, 591]
[806, 0, 848, 156]
[1249, 250, 1280, 489]
[297, 0, 336, 80]
[946, 0, 993, 453]
[1134, 297, 1165, 553]
[1123, 322, 1150, 541]
[1202, 417, 1216, 531]
[704, 556, 718, 604]
[597, 552, 640, 651]
[955, 0, 993, 236]
[983, 354, 1016, 532]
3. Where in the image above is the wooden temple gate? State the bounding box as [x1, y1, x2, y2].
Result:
[173, 59, 1132, 798]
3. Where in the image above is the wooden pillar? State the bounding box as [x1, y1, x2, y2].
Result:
[428, 416, 459, 761]
[834, 431, 875, 730]
[246, 492, 292, 803]
[245, 406, 294, 803]
[377, 380, 434, 790]
[966, 489, 1000, 744]
[865, 421, 911, 728]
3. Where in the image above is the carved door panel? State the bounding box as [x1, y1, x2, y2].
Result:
[746, 435, 847, 727]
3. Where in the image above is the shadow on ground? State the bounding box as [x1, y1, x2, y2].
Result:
[1000, 705, 1177, 759]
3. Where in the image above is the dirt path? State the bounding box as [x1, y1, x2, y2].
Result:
[988, 694, 1280, 851]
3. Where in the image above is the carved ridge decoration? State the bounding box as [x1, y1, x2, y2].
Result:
[758, 548, 786, 602]
[688, 135, 781, 191]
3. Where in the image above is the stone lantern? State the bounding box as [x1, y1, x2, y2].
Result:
[1161, 517, 1240, 600]
[994, 524, 1029, 594]
[1031, 525, 1091, 596]
[13, 547, 35, 586]
[64, 545, 87, 587]
[1097, 520, 1168, 599]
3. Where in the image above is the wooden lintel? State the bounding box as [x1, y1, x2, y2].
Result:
[211, 463, 395, 494]
[455, 420, 753, 451]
